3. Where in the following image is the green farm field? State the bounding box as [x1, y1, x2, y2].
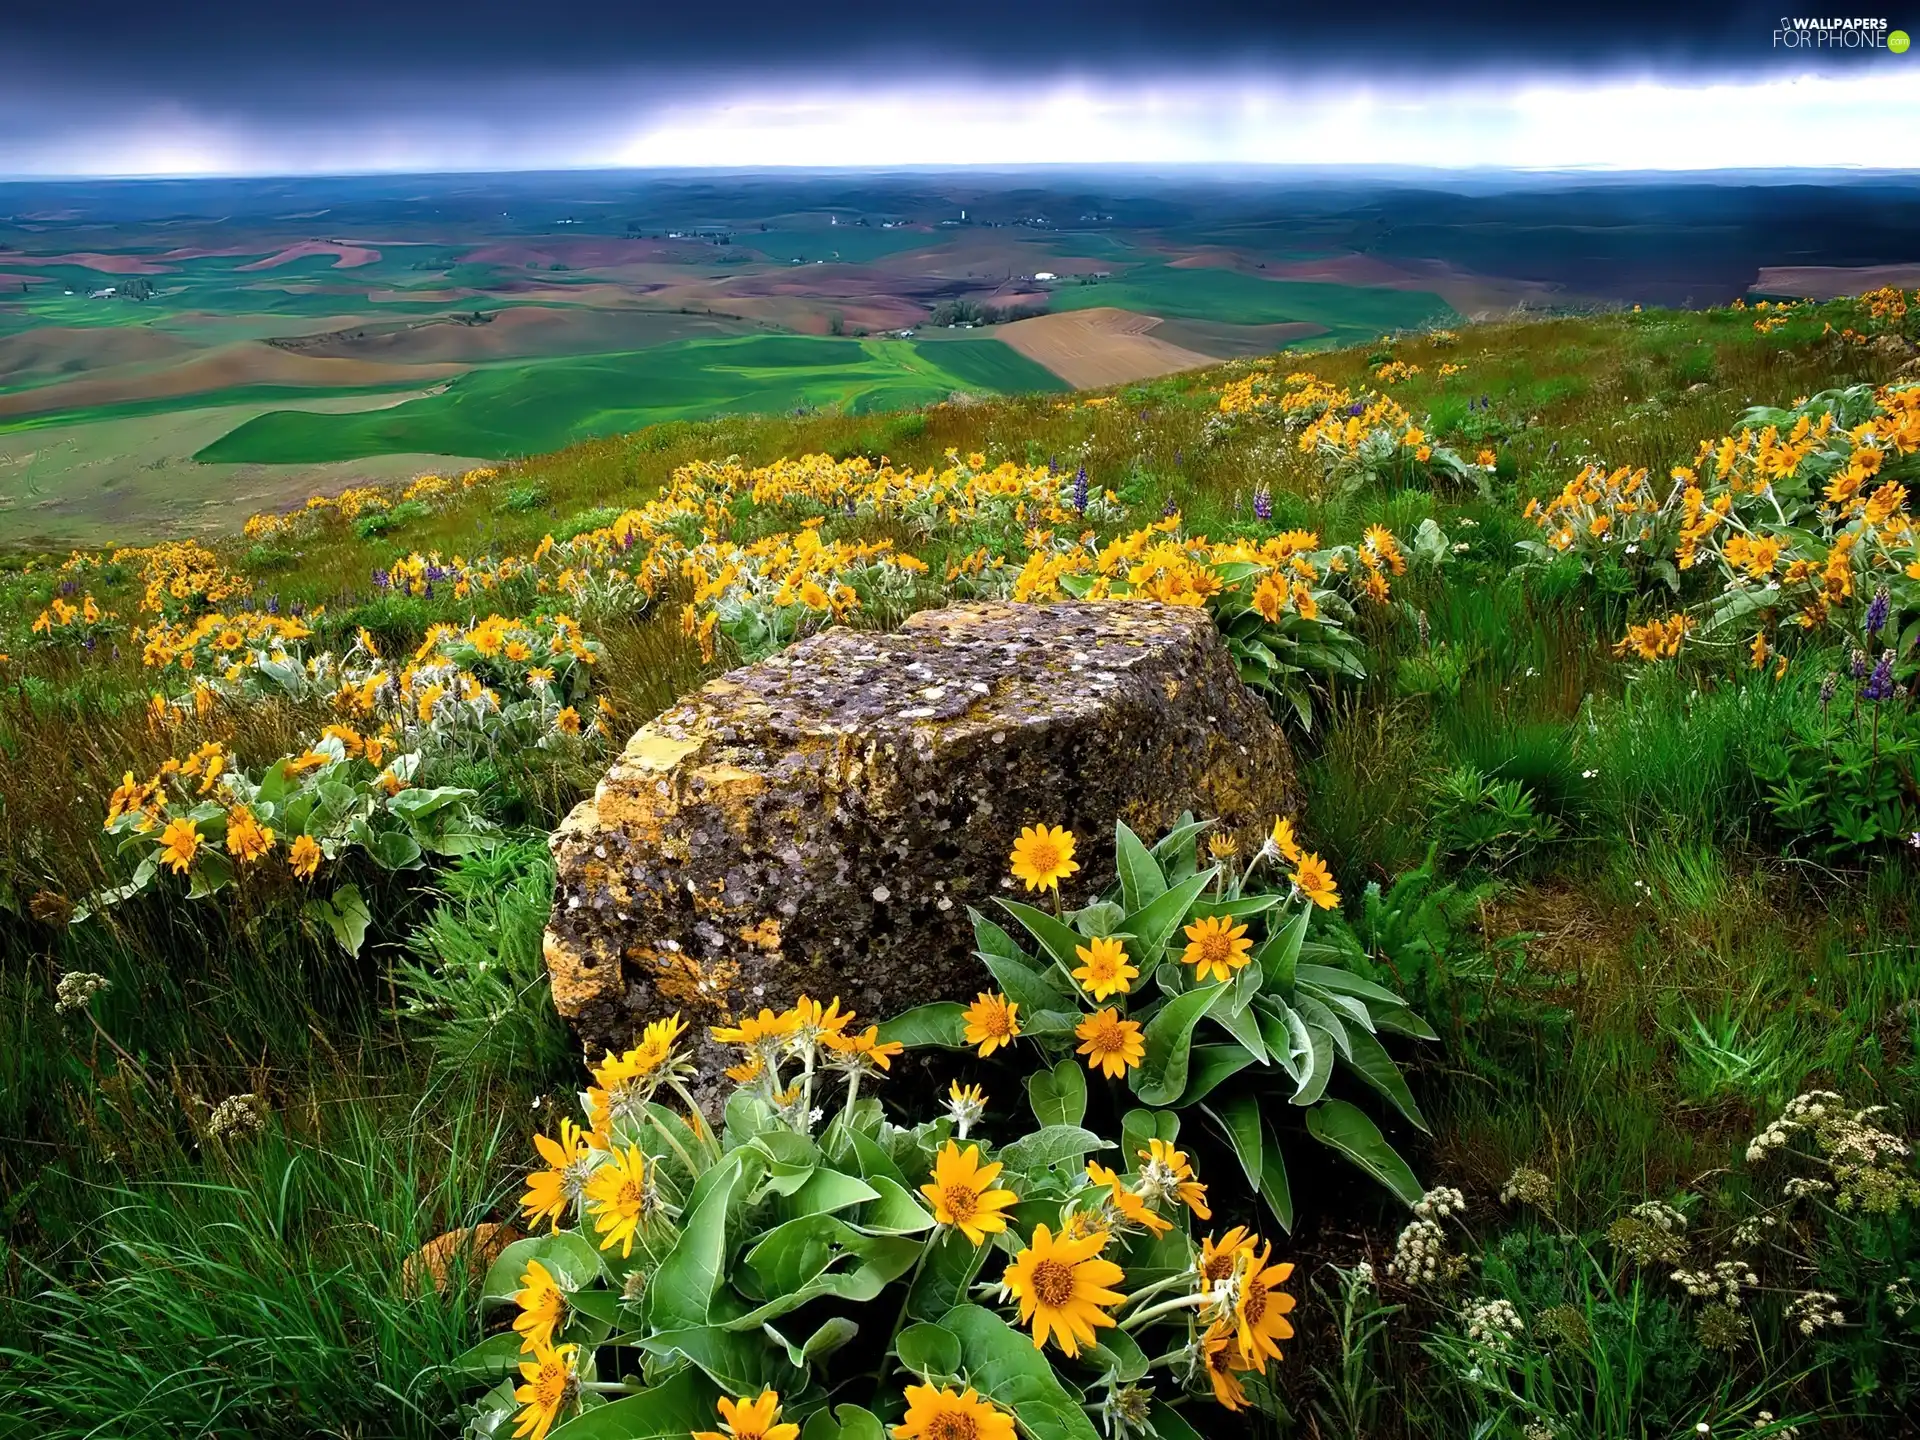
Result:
[1051, 264, 1458, 343]
[195, 335, 1067, 465]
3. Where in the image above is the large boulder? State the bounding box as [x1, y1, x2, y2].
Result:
[544, 600, 1296, 1069]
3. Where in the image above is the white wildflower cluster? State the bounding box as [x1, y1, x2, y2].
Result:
[1787, 1290, 1845, 1336]
[54, 971, 110, 1015]
[1461, 1296, 1525, 1349]
[1747, 1090, 1842, 1163]
[1415, 1185, 1468, 1220]
[1523, 1424, 1558, 1440]
[1885, 1276, 1916, 1319]
[1731, 1213, 1779, 1249]
[1607, 1199, 1690, 1266]
[1670, 1260, 1757, 1305]
[1750, 1413, 1800, 1440]
[1353, 1260, 1376, 1289]
[1500, 1166, 1554, 1209]
[206, 1093, 265, 1142]
[1748, 1090, 1920, 1215]
[1388, 1218, 1453, 1283]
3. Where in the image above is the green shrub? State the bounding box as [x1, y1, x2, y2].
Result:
[1429, 764, 1563, 875]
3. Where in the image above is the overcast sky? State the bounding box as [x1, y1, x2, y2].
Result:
[1, 1, 1914, 175]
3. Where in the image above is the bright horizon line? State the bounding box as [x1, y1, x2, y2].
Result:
[3, 71, 1918, 180]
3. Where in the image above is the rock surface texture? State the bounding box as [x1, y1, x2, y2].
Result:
[545, 600, 1295, 1069]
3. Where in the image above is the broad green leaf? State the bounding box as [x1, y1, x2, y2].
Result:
[776, 1167, 880, 1222]
[447, 1331, 525, 1379]
[637, 1324, 800, 1395]
[303, 881, 371, 956]
[998, 899, 1093, 976]
[646, 1152, 746, 1331]
[1295, 963, 1407, 1007]
[764, 1315, 859, 1368]
[731, 1217, 920, 1329]
[364, 827, 424, 871]
[1148, 1400, 1208, 1440]
[751, 1129, 820, 1196]
[1130, 981, 1225, 1106]
[976, 946, 1077, 1017]
[1374, 1005, 1442, 1043]
[1255, 997, 1314, 1085]
[543, 1368, 719, 1440]
[1121, 867, 1219, 971]
[483, 1229, 606, 1302]
[1027, 1058, 1088, 1129]
[1335, 1025, 1430, 1134]
[1306, 1099, 1424, 1206]
[857, 1175, 936, 1235]
[1292, 1025, 1336, 1107]
[997, 1125, 1111, 1175]
[848, 1130, 910, 1187]
[1175, 1044, 1256, 1106]
[905, 1227, 988, 1322]
[1207, 996, 1267, 1064]
[896, 1321, 963, 1380]
[1293, 995, 1354, 1060]
[801, 1406, 888, 1440]
[1187, 894, 1281, 922]
[1256, 904, 1310, 992]
[877, 1002, 970, 1049]
[1069, 899, 1127, 938]
[185, 850, 233, 899]
[942, 1305, 1098, 1440]
[968, 908, 1035, 966]
[1259, 1121, 1294, 1232]
[1301, 982, 1379, 1035]
[1202, 1092, 1264, 1194]
[1114, 821, 1167, 914]
[1120, 1108, 1179, 1165]
[1084, 1325, 1150, 1383]
[1148, 815, 1210, 876]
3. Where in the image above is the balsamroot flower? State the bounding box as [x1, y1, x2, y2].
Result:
[1003, 1222, 1128, 1356]
[892, 1385, 1015, 1440]
[1010, 823, 1079, 893]
[963, 992, 1021, 1057]
[920, 1141, 1018, 1246]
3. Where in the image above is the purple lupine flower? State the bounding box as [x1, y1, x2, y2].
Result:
[59, 579, 76, 596]
[1820, 670, 1838, 710]
[1850, 647, 1868, 680]
[1048, 455, 1058, 474]
[1252, 486, 1273, 521]
[265, 594, 279, 614]
[1072, 465, 1089, 515]
[1347, 401, 1365, 417]
[1863, 650, 1896, 702]
[83, 635, 96, 652]
[1162, 495, 1178, 519]
[372, 568, 390, 590]
[1866, 584, 1891, 638]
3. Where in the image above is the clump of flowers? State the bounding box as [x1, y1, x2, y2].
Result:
[446, 997, 1301, 1438]
[1747, 1090, 1920, 1215]
[1460, 1296, 1525, 1350]
[1606, 1199, 1690, 1266]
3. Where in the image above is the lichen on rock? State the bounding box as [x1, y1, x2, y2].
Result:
[544, 600, 1296, 1074]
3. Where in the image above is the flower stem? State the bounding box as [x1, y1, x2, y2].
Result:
[1120, 1292, 1216, 1331]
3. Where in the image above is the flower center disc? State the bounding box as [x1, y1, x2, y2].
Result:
[1031, 1258, 1077, 1307]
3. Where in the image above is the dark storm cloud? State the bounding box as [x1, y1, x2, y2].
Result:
[0, 0, 1848, 84]
[1, 1, 1908, 174]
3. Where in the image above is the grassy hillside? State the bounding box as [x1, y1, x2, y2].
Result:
[4, 292, 1920, 1439]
